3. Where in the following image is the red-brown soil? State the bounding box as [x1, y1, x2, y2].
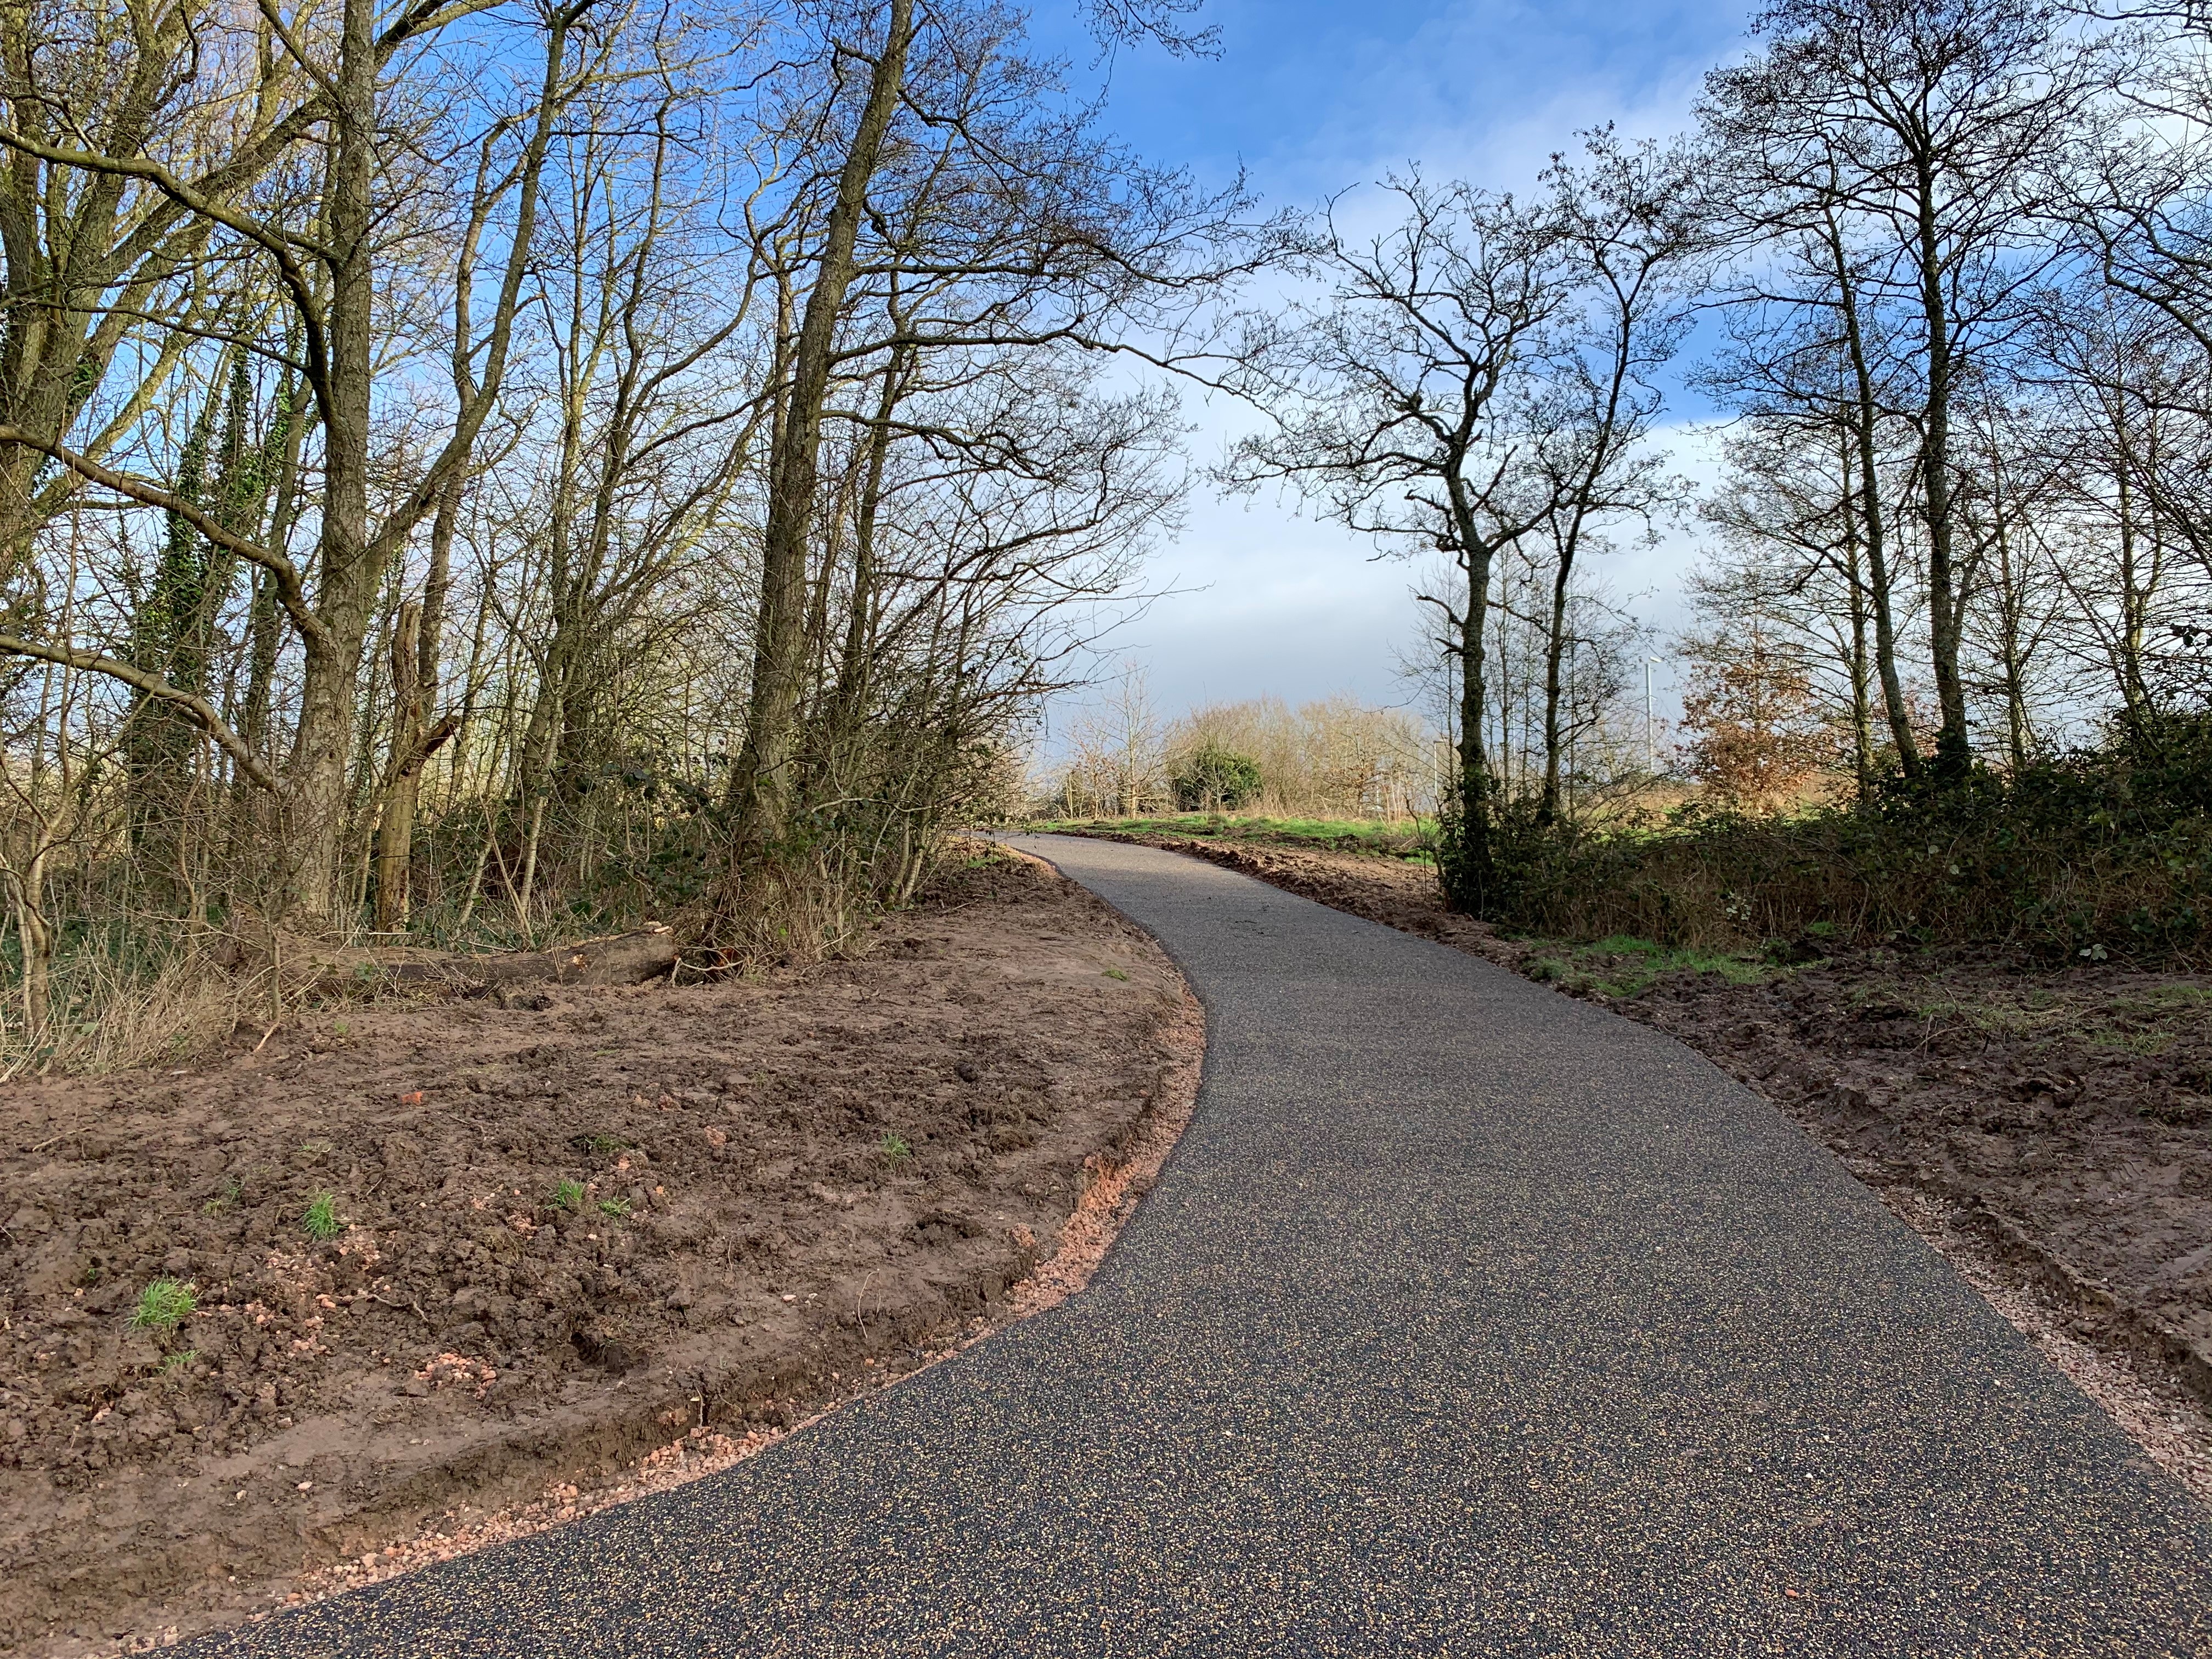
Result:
[1, 850, 1198, 1655]
[1084, 828, 2212, 1499]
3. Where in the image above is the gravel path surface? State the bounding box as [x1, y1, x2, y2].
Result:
[189, 836, 2212, 1657]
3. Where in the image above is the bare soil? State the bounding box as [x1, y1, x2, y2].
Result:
[1084, 828, 2212, 1502]
[1623, 958, 2212, 1465]
[1, 850, 1198, 1655]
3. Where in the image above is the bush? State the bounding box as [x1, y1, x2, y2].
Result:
[1170, 745, 1264, 812]
[1464, 710, 2212, 964]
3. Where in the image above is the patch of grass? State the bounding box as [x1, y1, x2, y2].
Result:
[2112, 983, 2212, 1014]
[1102, 967, 1131, 982]
[2092, 1028, 2178, 1056]
[570, 1132, 628, 1154]
[131, 1279, 196, 1333]
[0, 928, 255, 1078]
[301, 1192, 342, 1242]
[2031, 980, 2212, 1056]
[1527, 934, 1780, 999]
[879, 1132, 912, 1165]
[159, 1349, 200, 1374]
[597, 1197, 631, 1219]
[201, 1177, 241, 1216]
[550, 1178, 586, 1211]
[1892, 975, 2212, 1053]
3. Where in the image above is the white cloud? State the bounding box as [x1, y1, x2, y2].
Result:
[1046, 3, 1757, 732]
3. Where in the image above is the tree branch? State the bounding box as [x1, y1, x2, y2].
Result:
[0, 426, 329, 647]
[0, 634, 278, 792]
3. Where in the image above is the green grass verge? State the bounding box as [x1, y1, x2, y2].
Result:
[1023, 814, 1435, 860]
[1523, 934, 1782, 999]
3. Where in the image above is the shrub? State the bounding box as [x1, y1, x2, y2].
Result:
[1170, 745, 1263, 812]
[1466, 710, 2212, 964]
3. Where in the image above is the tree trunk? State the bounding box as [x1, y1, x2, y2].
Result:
[1828, 217, 1920, 777]
[828, 345, 910, 738]
[727, 0, 916, 860]
[1915, 167, 1971, 777]
[2114, 444, 2153, 725]
[516, 793, 550, 941]
[2, 847, 53, 1045]
[1996, 528, 2033, 772]
[373, 602, 424, 931]
[1838, 435, 1876, 799]
[1539, 556, 1570, 824]
[1444, 467, 1499, 912]
[1536, 289, 1639, 827]
[239, 370, 308, 809]
[305, 923, 678, 999]
[123, 388, 218, 893]
[371, 472, 460, 930]
[285, 0, 381, 925]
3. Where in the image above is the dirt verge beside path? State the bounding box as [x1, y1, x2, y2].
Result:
[2, 850, 1200, 1656]
[1071, 827, 2212, 1504]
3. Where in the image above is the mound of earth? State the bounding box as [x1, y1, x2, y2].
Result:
[0, 851, 1197, 1655]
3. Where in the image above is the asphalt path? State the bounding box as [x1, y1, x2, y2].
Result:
[192, 834, 2212, 1656]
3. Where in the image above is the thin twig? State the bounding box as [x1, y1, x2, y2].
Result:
[368, 1294, 433, 1326]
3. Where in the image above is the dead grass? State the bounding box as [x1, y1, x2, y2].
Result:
[1, 945, 269, 1081]
[2, 840, 929, 1081]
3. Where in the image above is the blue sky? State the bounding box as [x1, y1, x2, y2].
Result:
[1032, 0, 1756, 732]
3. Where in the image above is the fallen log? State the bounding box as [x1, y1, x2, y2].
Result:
[296, 925, 678, 1001]
[466, 926, 679, 990]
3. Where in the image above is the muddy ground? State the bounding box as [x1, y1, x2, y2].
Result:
[1, 850, 1197, 1655]
[1081, 828, 2212, 1499]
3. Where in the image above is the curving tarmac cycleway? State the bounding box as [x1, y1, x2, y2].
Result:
[193, 835, 2212, 1657]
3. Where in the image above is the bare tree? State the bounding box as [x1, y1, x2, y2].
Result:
[1703, 0, 2099, 777]
[1225, 175, 1565, 907]
[0, 0, 603, 919]
[1525, 130, 1704, 823]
